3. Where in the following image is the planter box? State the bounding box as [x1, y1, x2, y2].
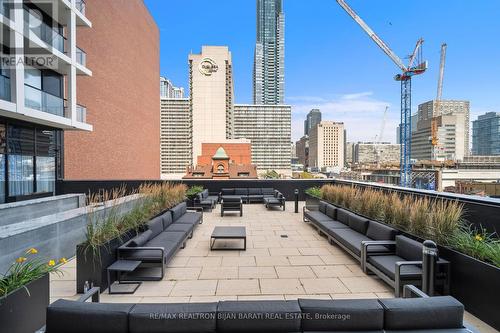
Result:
[305, 193, 321, 208]
[76, 231, 137, 293]
[0, 273, 49, 333]
[321, 199, 500, 330]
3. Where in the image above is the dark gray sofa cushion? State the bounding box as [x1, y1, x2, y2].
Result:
[316, 220, 351, 235]
[129, 230, 153, 247]
[330, 229, 391, 257]
[299, 298, 384, 331]
[366, 221, 398, 241]
[165, 222, 193, 234]
[171, 202, 187, 222]
[396, 235, 423, 261]
[262, 188, 275, 196]
[148, 217, 164, 238]
[319, 201, 327, 214]
[129, 303, 217, 333]
[379, 296, 464, 330]
[325, 204, 337, 219]
[305, 210, 332, 223]
[217, 300, 301, 332]
[385, 329, 470, 333]
[348, 214, 369, 234]
[176, 212, 202, 225]
[162, 212, 173, 229]
[368, 255, 422, 280]
[234, 188, 248, 196]
[248, 188, 262, 195]
[46, 299, 134, 333]
[336, 208, 350, 224]
[148, 231, 185, 249]
[221, 188, 235, 195]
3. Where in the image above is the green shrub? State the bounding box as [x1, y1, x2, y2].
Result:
[186, 185, 204, 199]
[305, 187, 322, 198]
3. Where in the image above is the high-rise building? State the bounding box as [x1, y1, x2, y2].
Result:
[233, 104, 291, 173]
[160, 97, 191, 177]
[309, 121, 345, 172]
[189, 46, 234, 162]
[472, 112, 500, 156]
[65, 0, 160, 180]
[353, 142, 400, 164]
[160, 77, 184, 99]
[304, 109, 322, 136]
[253, 0, 285, 105]
[0, 0, 92, 203]
[345, 142, 354, 165]
[296, 136, 309, 167]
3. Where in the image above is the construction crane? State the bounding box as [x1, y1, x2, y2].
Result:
[336, 0, 428, 187]
[432, 43, 447, 159]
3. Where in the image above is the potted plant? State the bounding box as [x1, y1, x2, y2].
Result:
[185, 185, 204, 207]
[0, 248, 65, 333]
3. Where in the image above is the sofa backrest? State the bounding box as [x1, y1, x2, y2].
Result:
[221, 188, 234, 195]
[319, 201, 327, 214]
[379, 296, 464, 330]
[299, 298, 384, 332]
[147, 216, 164, 238]
[396, 235, 423, 261]
[234, 188, 248, 196]
[161, 212, 173, 229]
[46, 299, 134, 333]
[325, 204, 337, 219]
[348, 213, 369, 234]
[262, 188, 275, 195]
[202, 189, 209, 199]
[336, 208, 350, 224]
[170, 202, 187, 222]
[366, 220, 398, 240]
[248, 188, 262, 195]
[129, 230, 152, 247]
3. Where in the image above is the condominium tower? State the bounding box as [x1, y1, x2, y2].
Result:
[189, 46, 234, 161]
[160, 76, 184, 99]
[234, 104, 291, 173]
[0, 0, 91, 203]
[472, 112, 500, 156]
[309, 121, 345, 172]
[253, 0, 285, 105]
[304, 109, 322, 136]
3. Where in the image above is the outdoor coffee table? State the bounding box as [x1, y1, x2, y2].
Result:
[210, 226, 246, 250]
[107, 260, 142, 294]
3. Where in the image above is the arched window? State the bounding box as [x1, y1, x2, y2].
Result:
[217, 164, 224, 173]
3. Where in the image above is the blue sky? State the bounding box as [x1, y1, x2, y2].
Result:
[144, 0, 500, 143]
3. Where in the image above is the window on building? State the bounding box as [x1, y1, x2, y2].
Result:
[0, 123, 5, 203]
[217, 164, 225, 173]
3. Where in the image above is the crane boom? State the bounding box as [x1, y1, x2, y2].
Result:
[336, 0, 407, 72]
[436, 43, 447, 101]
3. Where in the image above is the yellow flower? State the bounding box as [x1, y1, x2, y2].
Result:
[26, 248, 38, 255]
[59, 258, 68, 264]
[474, 234, 483, 242]
[48, 260, 56, 267]
[16, 257, 27, 263]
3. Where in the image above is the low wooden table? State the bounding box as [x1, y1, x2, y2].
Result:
[107, 260, 142, 294]
[210, 226, 246, 250]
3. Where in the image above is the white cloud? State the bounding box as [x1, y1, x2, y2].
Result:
[290, 92, 397, 143]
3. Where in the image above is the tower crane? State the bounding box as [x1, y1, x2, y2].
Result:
[336, 0, 428, 187]
[432, 43, 447, 159]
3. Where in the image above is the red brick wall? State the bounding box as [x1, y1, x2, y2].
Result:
[64, 0, 160, 180]
[198, 143, 252, 166]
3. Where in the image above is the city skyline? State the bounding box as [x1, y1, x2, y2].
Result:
[145, 0, 500, 143]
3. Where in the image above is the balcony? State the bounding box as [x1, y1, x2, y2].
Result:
[24, 84, 65, 117]
[76, 46, 86, 66]
[76, 104, 86, 122]
[0, 74, 10, 102]
[75, 0, 86, 16]
[24, 8, 65, 53]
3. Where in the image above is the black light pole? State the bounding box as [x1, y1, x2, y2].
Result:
[422, 240, 438, 296]
[294, 189, 299, 213]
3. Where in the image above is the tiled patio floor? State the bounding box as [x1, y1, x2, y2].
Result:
[50, 202, 495, 332]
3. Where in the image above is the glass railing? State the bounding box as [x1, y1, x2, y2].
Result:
[0, 0, 11, 19]
[76, 104, 86, 123]
[75, 0, 86, 16]
[0, 74, 11, 101]
[24, 85, 65, 117]
[24, 9, 65, 53]
[76, 47, 86, 66]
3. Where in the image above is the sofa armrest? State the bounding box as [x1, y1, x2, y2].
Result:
[402, 285, 429, 298]
[77, 287, 101, 303]
[187, 206, 204, 213]
[361, 241, 396, 272]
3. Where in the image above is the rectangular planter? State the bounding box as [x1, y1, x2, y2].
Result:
[0, 273, 49, 333]
[76, 231, 137, 293]
[319, 199, 500, 330]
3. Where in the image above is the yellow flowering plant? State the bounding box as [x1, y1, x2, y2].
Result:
[0, 248, 65, 297]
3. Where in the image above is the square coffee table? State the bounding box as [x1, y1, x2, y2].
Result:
[210, 226, 246, 250]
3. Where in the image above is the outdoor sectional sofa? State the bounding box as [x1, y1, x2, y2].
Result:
[43, 285, 475, 333]
[118, 202, 202, 280]
[304, 201, 450, 296]
[219, 187, 277, 203]
[194, 189, 219, 210]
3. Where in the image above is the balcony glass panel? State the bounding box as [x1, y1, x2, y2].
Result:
[25, 84, 65, 117]
[24, 8, 65, 53]
[0, 0, 10, 19]
[75, 0, 86, 15]
[76, 104, 86, 123]
[0, 74, 11, 101]
[76, 47, 86, 66]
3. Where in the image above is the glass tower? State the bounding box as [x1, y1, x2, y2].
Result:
[304, 109, 322, 136]
[253, 0, 285, 105]
[472, 112, 500, 156]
